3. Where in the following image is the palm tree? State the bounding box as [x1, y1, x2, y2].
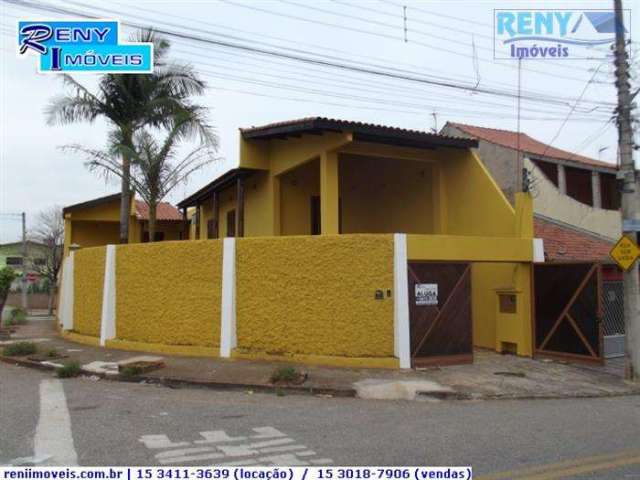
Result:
[46, 30, 216, 244]
[66, 117, 216, 242]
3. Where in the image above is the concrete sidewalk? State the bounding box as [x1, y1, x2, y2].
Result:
[2, 318, 639, 401]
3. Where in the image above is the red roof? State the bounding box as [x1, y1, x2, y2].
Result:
[448, 122, 616, 171]
[135, 200, 182, 221]
[534, 216, 613, 262]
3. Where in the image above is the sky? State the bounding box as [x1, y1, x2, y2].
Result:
[0, 0, 638, 242]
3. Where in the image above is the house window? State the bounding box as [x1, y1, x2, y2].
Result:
[226, 210, 236, 238]
[499, 294, 517, 314]
[532, 159, 559, 187]
[6, 257, 22, 266]
[33, 258, 46, 266]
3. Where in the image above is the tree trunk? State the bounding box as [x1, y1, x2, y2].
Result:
[119, 128, 133, 244]
[47, 285, 56, 316]
[0, 293, 7, 327]
[148, 203, 157, 243]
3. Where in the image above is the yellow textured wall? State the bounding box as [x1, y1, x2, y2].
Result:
[116, 240, 223, 347]
[235, 235, 395, 358]
[73, 246, 105, 337]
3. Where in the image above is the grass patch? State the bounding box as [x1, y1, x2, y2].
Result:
[56, 361, 81, 378]
[120, 365, 144, 378]
[3, 341, 37, 357]
[46, 348, 59, 358]
[270, 366, 299, 384]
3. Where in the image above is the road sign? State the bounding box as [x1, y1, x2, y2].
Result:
[610, 235, 640, 271]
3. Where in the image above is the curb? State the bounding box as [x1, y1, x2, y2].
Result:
[3, 354, 639, 401]
[0, 355, 357, 398]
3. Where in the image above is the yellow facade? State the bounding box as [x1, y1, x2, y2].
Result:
[235, 235, 395, 360]
[61, 121, 539, 367]
[73, 246, 105, 338]
[115, 240, 223, 348]
[63, 194, 183, 256]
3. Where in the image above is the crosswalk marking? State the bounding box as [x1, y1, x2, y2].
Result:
[139, 426, 333, 466]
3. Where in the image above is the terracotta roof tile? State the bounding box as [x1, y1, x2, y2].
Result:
[135, 200, 182, 221]
[448, 122, 616, 171]
[534, 216, 613, 262]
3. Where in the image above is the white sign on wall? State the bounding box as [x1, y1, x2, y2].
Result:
[415, 283, 438, 306]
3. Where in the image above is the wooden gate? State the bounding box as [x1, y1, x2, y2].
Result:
[407, 262, 473, 367]
[533, 263, 603, 363]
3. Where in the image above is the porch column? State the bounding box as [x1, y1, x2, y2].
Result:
[181, 207, 188, 240]
[320, 151, 339, 234]
[591, 171, 602, 208]
[557, 164, 567, 194]
[212, 191, 219, 239]
[236, 177, 245, 238]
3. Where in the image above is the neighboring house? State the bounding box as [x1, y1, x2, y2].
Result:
[177, 117, 540, 361]
[442, 122, 620, 240]
[442, 122, 624, 359]
[0, 240, 48, 289]
[63, 193, 184, 256]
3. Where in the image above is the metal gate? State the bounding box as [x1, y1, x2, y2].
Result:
[533, 263, 603, 363]
[407, 262, 473, 367]
[602, 280, 625, 358]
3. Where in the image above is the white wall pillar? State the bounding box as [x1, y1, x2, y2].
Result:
[219, 238, 237, 358]
[393, 234, 411, 369]
[591, 171, 602, 208]
[557, 164, 567, 195]
[60, 252, 75, 331]
[99, 245, 117, 346]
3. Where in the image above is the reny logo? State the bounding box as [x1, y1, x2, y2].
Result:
[494, 10, 629, 59]
[17, 20, 153, 73]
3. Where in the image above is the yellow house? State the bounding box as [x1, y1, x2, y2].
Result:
[63, 193, 184, 256]
[177, 117, 537, 364]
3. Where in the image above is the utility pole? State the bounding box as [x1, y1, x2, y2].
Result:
[21, 212, 28, 311]
[613, 0, 639, 381]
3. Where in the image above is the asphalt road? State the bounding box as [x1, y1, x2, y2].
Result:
[1, 362, 640, 479]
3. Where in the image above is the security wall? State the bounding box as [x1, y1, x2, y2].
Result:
[73, 246, 105, 338]
[235, 235, 395, 362]
[115, 240, 223, 349]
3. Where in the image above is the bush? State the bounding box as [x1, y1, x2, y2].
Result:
[56, 361, 81, 378]
[3, 342, 37, 357]
[270, 366, 299, 383]
[6, 308, 27, 325]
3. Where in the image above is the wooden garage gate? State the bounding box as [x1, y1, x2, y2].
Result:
[533, 263, 603, 363]
[407, 262, 473, 367]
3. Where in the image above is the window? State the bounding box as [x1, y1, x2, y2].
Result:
[226, 210, 236, 238]
[6, 257, 22, 266]
[499, 294, 517, 314]
[34, 258, 46, 266]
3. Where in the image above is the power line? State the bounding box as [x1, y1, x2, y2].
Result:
[4, 0, 616, 111]
[224, 0, 609, 83]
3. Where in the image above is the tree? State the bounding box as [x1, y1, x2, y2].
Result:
[46, 29, 216, 244]
[29, 206, 64, 315]
[0, 267, 18, 326]
[67, 117, 216, 241]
